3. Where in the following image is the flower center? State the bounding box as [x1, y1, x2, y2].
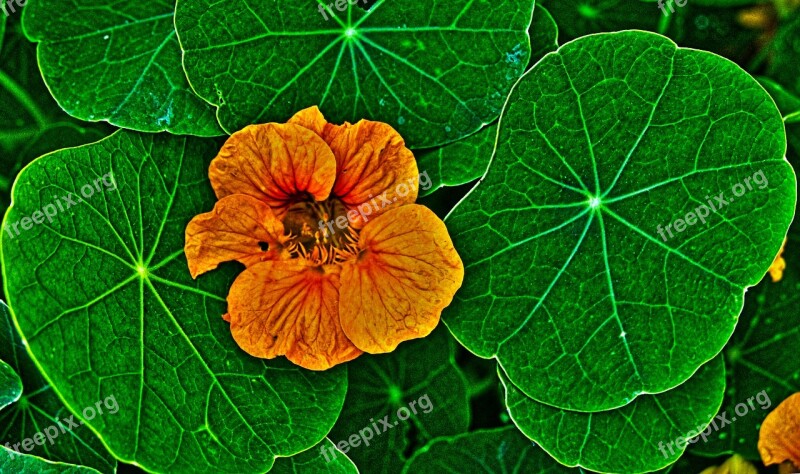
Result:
[281, 197, 361, 265]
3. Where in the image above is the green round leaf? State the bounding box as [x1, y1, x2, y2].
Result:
[503, 356, 725, 473]
[0, 447, 102, 474]
[174, 0, 536, 148]
[328, 326, 470, 474]
[0, 358, 21, 411]
[271, 438, 357, 474]
[0, 302, 116, 473]
[22, 0, 222, 137]
[1, 130, 348, 473]
[402, 426, 576, 474]
[444, 31, 796, 412]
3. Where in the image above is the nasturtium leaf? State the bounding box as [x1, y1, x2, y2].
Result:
[271, 438, 357, 474]
[503, 356, 725, 473]
[444, 30, 796, 412]
[0, 16, 113, 215]
[402, 426, 576, 474]
[0, 447, 102, 474]
[0, 302, 116, 473]
[174, 0, 536, 148]
[1, 130, 348, 473]
[328, 326, 470, 474]
[528, 6, 559, 68]
[691, 220, 800, 460]
[0, 358, 21, 411]
[415, 5, 559, 196]
[21, 0, 222, 137]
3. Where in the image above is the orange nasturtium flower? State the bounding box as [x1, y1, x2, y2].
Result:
[759, 392, 800, 470]
[184, 107, 464, 370]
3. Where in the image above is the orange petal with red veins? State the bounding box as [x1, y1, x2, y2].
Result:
[339, 205, 464, 353]
[226, 260, 362, 370]
[759, 392, 800, 468]
[288, 106, 329, 137]
[209, 123, 337, 218]
[185, 195, 287, 278]
[290, 108, 419, 228]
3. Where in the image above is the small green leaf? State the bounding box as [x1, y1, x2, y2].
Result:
[0, 447, 102, 474]
[1, 130, 348, 473]
[402, 426, 576, 473]
[175, 0, 536, 148]
[0, 302, 116, 473]
[22, 0, 222, 136]
[328, 326, 470, 474]
[503, 356, 725, 473]
[271, 439, 357, 474]
[444, 31, 795, 412]
[0, 358, 21, 411]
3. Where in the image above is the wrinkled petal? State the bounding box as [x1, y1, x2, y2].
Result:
[759, 392, 800, 468]
[288, 106, 328, 137]
[185, 195, 287, 278]
[226, 260, 362, 370]
[209, 122, 337, 218]
[338, 205, 464, 353]
[290, 107, 419, 228]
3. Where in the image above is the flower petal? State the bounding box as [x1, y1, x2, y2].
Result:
[290, 107, 419, 228]
[339, 205, 464, 353]
[759, 392, 800, 468]
[185, 194, 287, 278]
[226, 260, 362, 370]
[288, 106, 328, 137]
[209, 122, 337, 218]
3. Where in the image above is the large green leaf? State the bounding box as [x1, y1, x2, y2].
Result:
[0, 447, 101, 474]
[416, 5, 559, 196]
[271, 438, 357, 474]
[444, 31, 795, 412]
[0, 302, 116, 473]
[22, 0, 222, 137]
[175, 0, 536, 148]
[1, 130, 348, 473]
[0, 358, 21, 411]
[328, 326, 470, 474]
[401, 426, 576, 474]
[503, 356, 725, 473]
